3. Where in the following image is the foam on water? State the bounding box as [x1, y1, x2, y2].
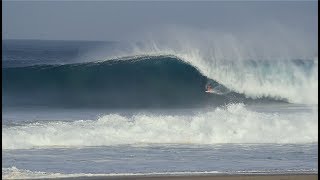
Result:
[2, 167, 67, 180]
[2, 166, 129, 179]
[3, 104, 317, 150]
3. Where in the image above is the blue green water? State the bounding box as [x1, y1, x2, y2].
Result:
[2, 40, 318, 179]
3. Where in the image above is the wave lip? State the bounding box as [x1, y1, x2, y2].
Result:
[3, 104, 317, 150]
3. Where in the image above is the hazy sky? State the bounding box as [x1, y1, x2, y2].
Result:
[2, 1, 318, 41]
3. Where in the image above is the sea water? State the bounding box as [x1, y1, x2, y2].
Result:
[2, 40, 318, 179]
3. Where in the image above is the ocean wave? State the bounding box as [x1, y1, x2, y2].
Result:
[3, 55, 317, 108]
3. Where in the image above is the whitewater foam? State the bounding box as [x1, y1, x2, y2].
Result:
[3, 166, 317, 180]
[97, 27, 318, 104]
[3, 104, 317, 150]
[2, 167, 66, 180]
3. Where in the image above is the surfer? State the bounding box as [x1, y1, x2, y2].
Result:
[206, 84, 213, 92]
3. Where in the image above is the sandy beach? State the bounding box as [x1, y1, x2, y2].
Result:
[42, 174, 318, 180]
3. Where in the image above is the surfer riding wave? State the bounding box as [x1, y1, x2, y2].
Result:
[205, 82, 231, 95]
[205, 84, 214, 93]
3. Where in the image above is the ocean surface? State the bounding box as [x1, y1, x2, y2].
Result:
[2, 40, 318, 179]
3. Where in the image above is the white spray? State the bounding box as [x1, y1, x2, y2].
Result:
[95, 26, 318, 104]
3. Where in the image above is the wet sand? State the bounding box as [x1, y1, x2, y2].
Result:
[48, 174, 317, 180]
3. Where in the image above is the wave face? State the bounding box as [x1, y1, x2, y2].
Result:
[3, 104, 318, 150]
[3, 56, 209, 108]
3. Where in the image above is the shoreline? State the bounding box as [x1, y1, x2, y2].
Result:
[31, 173, 318, 180]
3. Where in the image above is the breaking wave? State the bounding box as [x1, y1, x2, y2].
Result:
[3, 104, 318, 150]
[2, 55, 317, 108]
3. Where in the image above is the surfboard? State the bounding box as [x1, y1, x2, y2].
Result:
[205, 82, 231, 95]
[205, 90, 215, 93]
[205, 89, 227, 95]
[206, 89, 220, 94]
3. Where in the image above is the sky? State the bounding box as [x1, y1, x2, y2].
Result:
[2, 1, 318, 41]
